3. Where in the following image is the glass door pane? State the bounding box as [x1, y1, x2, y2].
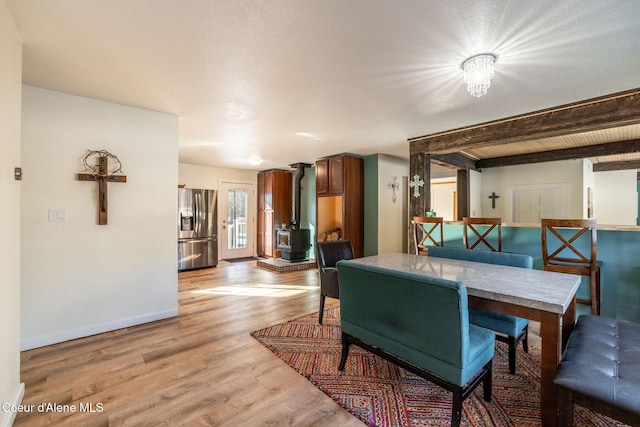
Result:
[220, 181, 254, 260]
[227, 189, 248, 250]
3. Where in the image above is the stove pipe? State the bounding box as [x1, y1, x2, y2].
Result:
[289, 163, 312, 228]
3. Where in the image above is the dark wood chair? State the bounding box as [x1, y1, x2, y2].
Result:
[463, 217, 502, 252]
[412, 216, 444, 255]
[541, 218, 601, 315]
[315, 240, 355, 324]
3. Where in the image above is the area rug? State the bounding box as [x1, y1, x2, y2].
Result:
[251, 307, 626, 427]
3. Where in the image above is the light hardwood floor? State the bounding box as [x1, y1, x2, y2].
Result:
[15, 261, 364, 426]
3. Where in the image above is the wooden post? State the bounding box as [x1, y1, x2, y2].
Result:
[409, 153, 431, 217]
[409, 153, 431, 254]
[456, 169, 470, 220]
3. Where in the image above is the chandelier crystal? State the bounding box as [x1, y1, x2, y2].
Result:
[462, 54, 496, 97]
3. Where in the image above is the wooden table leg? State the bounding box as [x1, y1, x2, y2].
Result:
[540, 311, 562, 427]
[562, 297, 576, 351]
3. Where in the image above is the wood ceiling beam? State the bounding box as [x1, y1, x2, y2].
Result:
[409, 88, 640, 155]
[431, 153, 478, 171]
[592, 160, 640, 172]
[476, 139, 640, 169]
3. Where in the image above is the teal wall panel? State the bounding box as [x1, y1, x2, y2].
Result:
[637, 180, 640, 225]
[299, 166, 315, 229]
[364, 154, 379, 256]
[300, 166, 316, 257]
[442, 224, 640, 322]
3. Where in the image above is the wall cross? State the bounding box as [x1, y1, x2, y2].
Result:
[488, 191, 500, 209]
[77, 150, 127, 225]
[409, 174, 424, 198]
[387, 176, 400, 202]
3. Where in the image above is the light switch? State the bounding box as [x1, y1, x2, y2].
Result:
[48, 209, 67, 222]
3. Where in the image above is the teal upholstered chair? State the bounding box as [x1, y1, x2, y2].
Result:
[427, 246, 532, 375]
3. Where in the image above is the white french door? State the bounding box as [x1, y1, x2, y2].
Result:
[219, 181, 255, 260]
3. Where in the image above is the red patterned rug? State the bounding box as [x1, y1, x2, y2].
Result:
[251, 307, 627, 427]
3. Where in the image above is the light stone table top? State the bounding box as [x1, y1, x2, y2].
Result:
[344, 253, 581, 315]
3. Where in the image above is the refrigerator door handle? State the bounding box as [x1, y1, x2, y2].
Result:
[179, 237, 212, 244]
[194, 191, 201, 236]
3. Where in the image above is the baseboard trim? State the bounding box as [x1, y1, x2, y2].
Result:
[0, 382, 25, 427]
[21, 309, 178, 351]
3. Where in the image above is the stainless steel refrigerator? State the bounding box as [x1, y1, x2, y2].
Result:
[178, 188, 218, 271]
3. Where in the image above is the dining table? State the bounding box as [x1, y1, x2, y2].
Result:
[347, 252, 581, 427]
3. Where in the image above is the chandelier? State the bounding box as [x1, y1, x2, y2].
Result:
[462, 53, 496, 97]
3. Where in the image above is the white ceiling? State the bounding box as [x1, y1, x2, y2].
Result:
[6, 0, 640, 171]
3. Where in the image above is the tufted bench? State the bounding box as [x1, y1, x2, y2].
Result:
[554, 315, 640, 426]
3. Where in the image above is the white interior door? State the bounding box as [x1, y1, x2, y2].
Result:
[219, 181, 255, 260]
[510, 185, 567, 222]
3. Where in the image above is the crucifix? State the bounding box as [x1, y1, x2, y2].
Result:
[488, 191, 500, 209]
[409, 174, 424, 199]
[77, 150, 127, 225]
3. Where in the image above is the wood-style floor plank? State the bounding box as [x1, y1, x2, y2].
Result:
[15, 260, 544, 426]
[15, 261, 363, 427]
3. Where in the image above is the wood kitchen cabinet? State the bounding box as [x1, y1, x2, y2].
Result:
[315, 154, 364, 257]
[257, 169, 292, 258]
[315, 156, 344, 195]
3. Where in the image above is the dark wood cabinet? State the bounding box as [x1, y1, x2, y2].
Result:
[315, 158, 329, 195]
[316, 154, 364, 257]
[316, 156, 345, 195]
[257, 169, 292, 258]
[328, 156, 344, 194]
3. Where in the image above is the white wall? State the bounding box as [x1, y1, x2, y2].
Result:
[21, 86, 179, 350]
[0, 3, 24, 425]
[480, 159, 586, 221]
[178, 163, 258, 190]
[470, 169, 482, 217]
[376, 155, 409, 254]
[582, 159, 595, 218]
[594, 169, 638, 225]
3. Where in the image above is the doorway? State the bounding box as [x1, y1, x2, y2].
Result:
[430, 179, 457, 221]
[219, 181, 255, 260]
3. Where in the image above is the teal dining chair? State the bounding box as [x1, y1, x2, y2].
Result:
[427, 246, 532, 375]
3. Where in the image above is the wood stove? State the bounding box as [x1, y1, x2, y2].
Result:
[276, 162, 313, 262]
[277, 228, 311, 262]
